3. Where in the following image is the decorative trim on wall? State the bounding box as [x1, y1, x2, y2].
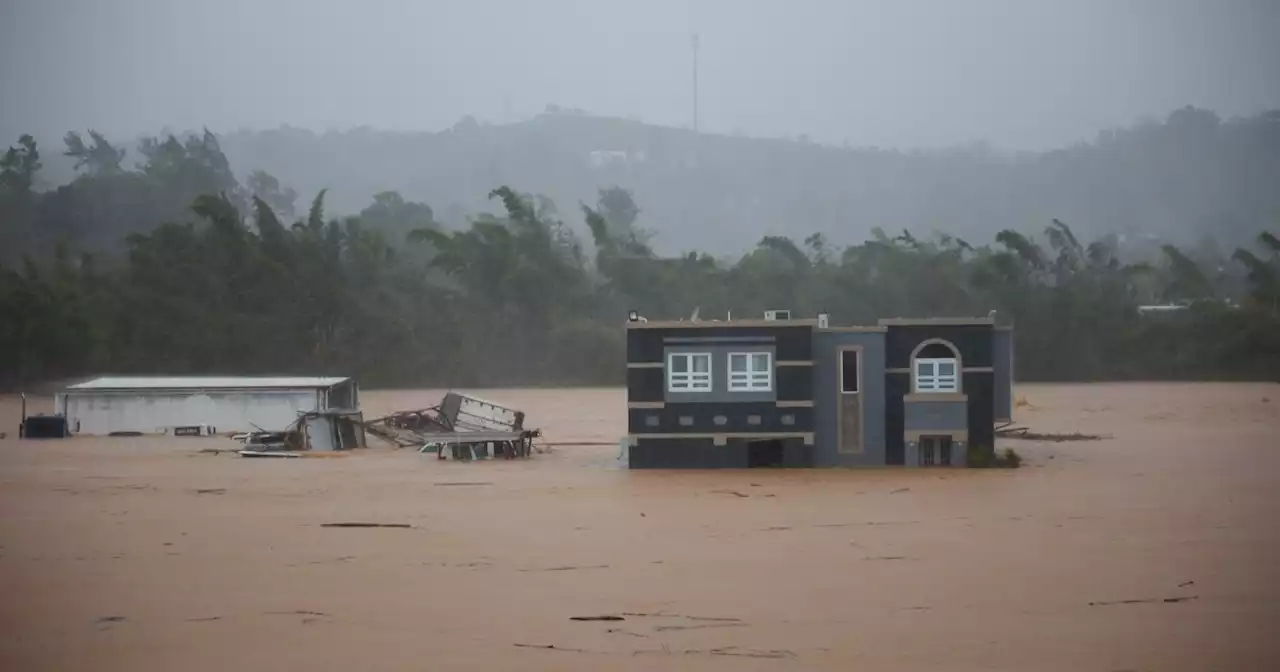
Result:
[776, 400, 814, 408]
[637, 432, 815, 445]
[627, 362, 664, 368]
[627, 401, 666, 409]
[775, 360, 813, 366]
[879, 317, 994, 326]
[905, 429, 968, 442]
[665, 336, 776, 344]
[904, 393, 968, 403]
[837, 344, 865, 455]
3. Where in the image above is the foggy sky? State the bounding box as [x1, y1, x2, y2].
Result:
[2, 0, 1277, 150]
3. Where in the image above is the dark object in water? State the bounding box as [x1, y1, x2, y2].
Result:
[108, 431, 144, 437]
[1087, 595, 1199, 607]
[22, 415, 71, 439]
[320, 522, 412, 529]
[996, 425, 1107, 442]
[570, 615, 625, 621]
[238, 450, 301, 458]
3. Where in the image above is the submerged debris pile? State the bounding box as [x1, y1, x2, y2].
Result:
[995, 425, 1108, 442]
[364, 392, 541, 461]
[235, 409, 367, 457]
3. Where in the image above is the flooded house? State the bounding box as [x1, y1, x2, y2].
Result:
[624, 312, 1013, 468]
[56, 376, 359, 436]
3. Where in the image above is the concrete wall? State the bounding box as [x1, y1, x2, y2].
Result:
[903, 397, 969, 431]
[63, 389, 322, 435]
[813, 331, 886, 466]
[993, 328, 1014, 422]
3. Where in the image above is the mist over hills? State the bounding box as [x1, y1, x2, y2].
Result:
[11, 104, 1279, 259]
[210, 106, 1280, 254]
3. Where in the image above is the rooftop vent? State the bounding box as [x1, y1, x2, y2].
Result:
[764, 310, 791, 321]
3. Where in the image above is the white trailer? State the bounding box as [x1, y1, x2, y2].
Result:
[56, 376, 359, 436]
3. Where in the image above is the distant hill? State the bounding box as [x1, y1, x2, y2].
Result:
[207, 107, 1279, 254]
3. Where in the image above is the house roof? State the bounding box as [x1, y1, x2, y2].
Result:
[65, 376, 351, 391]
[627, 318, 821, 329]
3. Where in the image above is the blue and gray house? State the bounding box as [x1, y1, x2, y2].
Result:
[624, 313, 1014, 468]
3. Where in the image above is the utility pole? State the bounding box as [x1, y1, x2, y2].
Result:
[691, 33, 699, 133]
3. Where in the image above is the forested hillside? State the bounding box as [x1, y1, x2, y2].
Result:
[16, 106, 1280, 258]
[2, 117, 1278, 389]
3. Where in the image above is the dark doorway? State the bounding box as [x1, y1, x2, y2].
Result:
[747, 439, 785, 468]
[919, 436, 954, 467]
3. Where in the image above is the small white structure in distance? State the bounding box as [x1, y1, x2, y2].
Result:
[56, 376, 359, 436]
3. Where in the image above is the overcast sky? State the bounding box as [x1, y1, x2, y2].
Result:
[2, 0, 1277, 150]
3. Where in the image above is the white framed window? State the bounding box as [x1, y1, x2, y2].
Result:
[728, 351, 773, 391]
[915, 358, 959, 393]
[667, 352, 712, 392]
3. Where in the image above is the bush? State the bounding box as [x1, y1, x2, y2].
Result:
[994, 447, 1022, 468]
[967, 444, 1022, 468]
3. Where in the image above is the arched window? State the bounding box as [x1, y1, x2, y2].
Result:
[912, 340, 961, 393]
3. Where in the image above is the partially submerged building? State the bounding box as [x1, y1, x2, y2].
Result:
[57, 376, 358, 436]
[624, 313, 1013, 468]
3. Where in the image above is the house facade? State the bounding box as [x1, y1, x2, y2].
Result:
[625, 315, 1013, 468]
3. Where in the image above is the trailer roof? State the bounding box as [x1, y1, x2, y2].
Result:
[65, 376, 351, 391]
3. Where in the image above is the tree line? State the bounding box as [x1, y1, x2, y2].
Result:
[1, 131, 1278, 390]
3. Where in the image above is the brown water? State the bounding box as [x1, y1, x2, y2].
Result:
[1, 383, 1277, 671]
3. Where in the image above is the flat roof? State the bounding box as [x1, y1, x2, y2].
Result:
[628, 316, 1002, 329]
[627, 318, 821, 329]
[65, 376, 351, 391]
[877, 317, 996, 326]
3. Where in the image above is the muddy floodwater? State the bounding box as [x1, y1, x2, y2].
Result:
[1, 383, 1278, 671]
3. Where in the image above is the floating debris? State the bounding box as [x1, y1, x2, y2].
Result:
[364, 392, 540, 460]
[1088, 595, 1198, 607]
[996, 425, 1108, 442]
[320, 523, 412, 529]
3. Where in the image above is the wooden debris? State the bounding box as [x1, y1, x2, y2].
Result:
[320, 522, 412, 529]
[996, 426, 1108, 442]
[266, 610, 330, 616]
[710, 647, 796, 659]
[519, 564, 609, 572]
[238, 450, 301, 458]
[513, 643, 591, 653]
[653, 622, 748, 632]
[1087, 595, 1198, 607]
[570, 615, 625, 621]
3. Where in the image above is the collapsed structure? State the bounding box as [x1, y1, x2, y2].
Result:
[623, 312, 1014, 468]
[365, 391, 539, 460]
[239, 409, 368, 454]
